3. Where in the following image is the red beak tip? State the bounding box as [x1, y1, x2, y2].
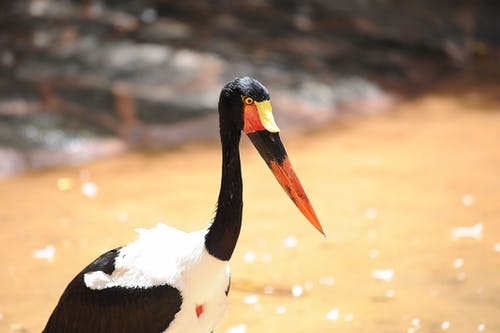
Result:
[308, 214, 325, 237]
[316, 226, 327, 237]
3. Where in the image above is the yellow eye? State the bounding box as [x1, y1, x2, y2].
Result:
[243, 96, 254, 105]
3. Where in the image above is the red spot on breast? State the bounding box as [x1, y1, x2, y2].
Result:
[195, 304, 204, 318]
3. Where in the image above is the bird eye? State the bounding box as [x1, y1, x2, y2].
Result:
[243, 96, 254, 105]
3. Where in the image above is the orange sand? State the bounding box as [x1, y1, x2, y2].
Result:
[1, 75, 500, 333]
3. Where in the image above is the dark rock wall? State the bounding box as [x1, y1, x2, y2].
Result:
[0, 0, 497, 175]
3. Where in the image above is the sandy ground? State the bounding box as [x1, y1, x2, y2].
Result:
[1, 74, 500, 333]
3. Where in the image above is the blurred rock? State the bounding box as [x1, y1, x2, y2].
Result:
[0, 112, 126, 177]
[0, 0, 498, 176]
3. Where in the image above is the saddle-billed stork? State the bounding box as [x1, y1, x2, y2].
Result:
[42, 77, 324, 333]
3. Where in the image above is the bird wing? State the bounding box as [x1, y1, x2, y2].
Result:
[42, 248, 183, 333]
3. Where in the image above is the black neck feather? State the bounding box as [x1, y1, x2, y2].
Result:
[205, 119, 243, 261]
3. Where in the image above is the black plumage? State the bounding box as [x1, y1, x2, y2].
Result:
[43, 248, 182, 333]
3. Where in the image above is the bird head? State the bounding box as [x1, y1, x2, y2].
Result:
[219, 77, 325, 236]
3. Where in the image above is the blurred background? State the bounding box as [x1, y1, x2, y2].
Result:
[0, 1, 499, 332]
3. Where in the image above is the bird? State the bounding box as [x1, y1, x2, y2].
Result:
[42, 77, 325, 333]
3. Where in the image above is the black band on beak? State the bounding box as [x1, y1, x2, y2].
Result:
[247, 131, 287, 166]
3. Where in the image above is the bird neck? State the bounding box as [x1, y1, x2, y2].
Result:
[205, 128, 243, 261]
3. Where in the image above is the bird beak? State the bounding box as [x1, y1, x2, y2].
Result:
[246, 129, 325, 236]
